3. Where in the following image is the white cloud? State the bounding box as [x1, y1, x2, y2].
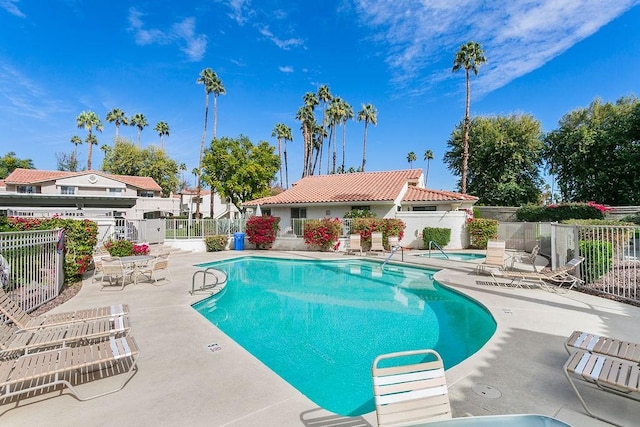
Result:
[353, 0, 640, 96]
[259, 26, 304, 50]
[279, 66, 294, 73]
[0, 0, 25, 18]
[225, 0, 253, 25]
[127, 8, 207, 61]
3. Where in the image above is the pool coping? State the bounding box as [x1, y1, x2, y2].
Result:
[1, 249, 637, 426]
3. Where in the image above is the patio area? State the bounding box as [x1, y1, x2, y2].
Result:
[1, 249, 638, 426]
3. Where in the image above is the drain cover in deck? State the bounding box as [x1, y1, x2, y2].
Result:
[472, 384, 502, 398]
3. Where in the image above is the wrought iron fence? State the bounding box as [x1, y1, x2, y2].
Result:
[281, 218, 355, 237]
[0, 228, 64, 313]
[499, 222, 640, 303]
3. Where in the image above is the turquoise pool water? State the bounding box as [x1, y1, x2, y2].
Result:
[192, 257, 496, 416]
[416, 252, 486, 261]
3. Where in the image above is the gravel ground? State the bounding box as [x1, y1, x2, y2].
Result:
[30, 281, 83, 316]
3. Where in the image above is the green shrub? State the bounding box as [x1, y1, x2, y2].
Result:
[516, 203, 607, 222]
[578, 240, 613, 283]
[422, 227, 451, 248]
[621, 213, 640, 225]
[205, 235, 229, 251]
[343, 209, 377, 219]
[104, 239, 134, 257]
[468, 218, 498, 249]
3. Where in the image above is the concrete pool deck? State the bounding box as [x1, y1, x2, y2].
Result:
[1, 249, 638, 426]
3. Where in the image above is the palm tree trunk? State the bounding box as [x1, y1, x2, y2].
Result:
[426, 160, 431, 186]
[462, 69, 471, 194]
[332, 130, 337, 174]
[326, 125, 333, 174]
[278, 137, 283, 187]
[87, 131, 93, 170]
[196, 93, 210, 218]
[361, 121, 368, 171]
[213, 95, 218, 140]
[341, 122, 347, 172]
[284, 141, 289, 189]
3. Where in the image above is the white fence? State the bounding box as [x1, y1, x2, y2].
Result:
[499, 222, 640, 302]
[165, 218, 245, 239]
[0, 229, 64, 313]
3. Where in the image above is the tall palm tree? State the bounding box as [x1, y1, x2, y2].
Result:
[339, 99, 354, 173]
[357, 103, 377, 172]
[295, 104, 315, 178]
[271, 123, 289, 187]
[130, 113, 148, 146]
[326, 98, 342, 174]
[302, 92, 319, 176]
[154, 121, 170, 150]
[195, 68, 217, 217]
[210, 72, 226, 140]
[281, 125, 293, 188]
[317, 85, 332, 174]
[76, 111, 103, 170]
[423, 149, 434, 186]
[407, 151, 417, 168]
[70, 135, 82, 161]
[105, 108, 128, 141]
[85, 133, 98, 169]
[453, 40, 486, 194]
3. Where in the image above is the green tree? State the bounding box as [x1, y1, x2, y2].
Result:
[154, 121, 170, 150]
[105, 108, 129, 141]
[452, 40, 487, 194]
[0, 151, 34, 178]
[130, 113, 148, 146]
[55, 152, 78, 171]
[196, 68, 219, 217]
[357, 103, 377, 172]
[443, 114, 544, 205]
[102, 139, 179, 197]
[210, 73, 226, 140]
[76, 110, 103, 170]
[544, 96, 640, 205]
[272, 122, 292, 188]
[423, 149, 434, 186]
[201, 135, 280, 211]
[407, 151, 417, 168]
[326, 98, 342, 174]
[317, 85, 332, 173]
[70, 135, 82, 160]
[339, 99, 354, 173]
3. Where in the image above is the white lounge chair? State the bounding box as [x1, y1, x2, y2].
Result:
[565, 331, 640, 363]
[346, 234, 363, 255]
[139, 252, 171, 284]
[477, 240, 506, 273]
[372, 349, 451, 426]
[370, 232, 385, 254]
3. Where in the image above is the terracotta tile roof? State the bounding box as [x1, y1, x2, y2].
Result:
[402, 186, 478, 202]
[0, 179, 5, 188]
[245, 169, 423, 206]
[4, 169, 162, 191]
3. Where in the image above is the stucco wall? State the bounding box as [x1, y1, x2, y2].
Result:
[396, 211, 469, 249]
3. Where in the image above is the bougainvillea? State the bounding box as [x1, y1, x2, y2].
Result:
[245, 215, 280, 249]
[303, 218, 342, 251]
[352, 218, 405, 249]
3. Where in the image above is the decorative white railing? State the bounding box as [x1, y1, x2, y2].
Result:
[164, 218, 245, 239]
[0, 229, 64, 313]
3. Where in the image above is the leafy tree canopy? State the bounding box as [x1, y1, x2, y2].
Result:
[444, 114, 544, 206]
[102, 139, 179, 197]
[544, 96, 640, 205]
[202, 135, 280, 211]
[56, 152, 79, 172]
[0, 151, 34, 179]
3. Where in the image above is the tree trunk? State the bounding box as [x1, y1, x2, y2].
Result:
[196, 93, 210, 218]
[361, 121, 368, 171]
[461, 69, 471, 194]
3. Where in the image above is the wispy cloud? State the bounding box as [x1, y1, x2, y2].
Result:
[0, 64, 68, 119]
[127, 8, 207, 61]
[259, 26, 304, 50]
[353, 0, 640, 96]
[224, 0, 253, 25]
[0, 0, 25, 17]
[278, 65, 294, 73]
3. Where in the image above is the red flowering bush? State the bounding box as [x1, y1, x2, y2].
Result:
[303, 218, 342, 251]
[246, 215, 280, 249]
[133, 243, 150, 255]
[352, 218, 405, 249]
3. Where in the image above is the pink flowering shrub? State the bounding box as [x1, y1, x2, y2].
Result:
[303, 218, 342, 251]
[246, 215, 280, 249]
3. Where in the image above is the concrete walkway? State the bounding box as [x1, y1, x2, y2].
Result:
[1, 249, 638, 426]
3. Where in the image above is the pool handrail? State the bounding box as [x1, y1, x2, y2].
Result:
[191, 267, 227, 295]
[428, 241, 449, 259]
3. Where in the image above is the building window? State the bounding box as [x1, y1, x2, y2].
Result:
[138, 190, 154, 197]
[291, 207, 307, 219]
[262, 208, 271, 216]
[291, 207, 307, 236]
[17, 185, 39, 194]
[108, 188, 124, 196]
[60, 186, 76, 195]
[350, 205, 371, 211]
[412, 206, 437, 211]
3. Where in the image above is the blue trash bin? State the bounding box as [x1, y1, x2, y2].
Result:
[234, 232, 245, 250]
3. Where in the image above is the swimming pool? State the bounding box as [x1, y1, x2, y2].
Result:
[416, 252, 486, 261]
[192, 257, 496, 416]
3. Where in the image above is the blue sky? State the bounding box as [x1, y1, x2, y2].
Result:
[1, 0, 639, 192]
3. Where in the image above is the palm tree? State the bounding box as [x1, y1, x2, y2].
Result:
[76, 111, 103, 170]
[317, 85, 332, 174]
[453, 40, 486, 194]
[339, 99, 354, 173]
[195, 68, 217, 217]
[423, 149, 434, 186]
[210, 72, 226, 140]
[154, 121, 170, 150]
[407, 151, 417, 168]
[326, 98, 342, 174]
[281, 125, 293, 188]
[357, 103, 377, 172]
[105, 108, 128, 141]
[85, 133, 98, 168]
[272, 123, 289, 187]
[130, 113, 148, 146]
[70, 135, 82, 161]
[302, 92, 319, 176]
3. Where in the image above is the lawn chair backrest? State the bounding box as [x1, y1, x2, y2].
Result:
[0, 288, 32, 329]
[350, 234, 362, 251]
[152, 253, 169, 272]
[485, 240, 506, 268]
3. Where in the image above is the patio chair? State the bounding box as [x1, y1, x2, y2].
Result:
[477, 240, 506, 273]
[372, 349, 451, 426]
[509, 245, 540, 271]
[565, 331, 640, 363]
[488, 257, 584, 291]
[370, 232, 385, 253]
[346, 234, 363, 255]
[91, 246, 111, 282]
[100, 257, 131, 291]
[387, 236, 400, 251]
[0, 287, 129, 331]
[0, 315, 130, 357]
[563, 349, 640, 425]
[0, 335, 139, 402]
[138, 252, 171, 284]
